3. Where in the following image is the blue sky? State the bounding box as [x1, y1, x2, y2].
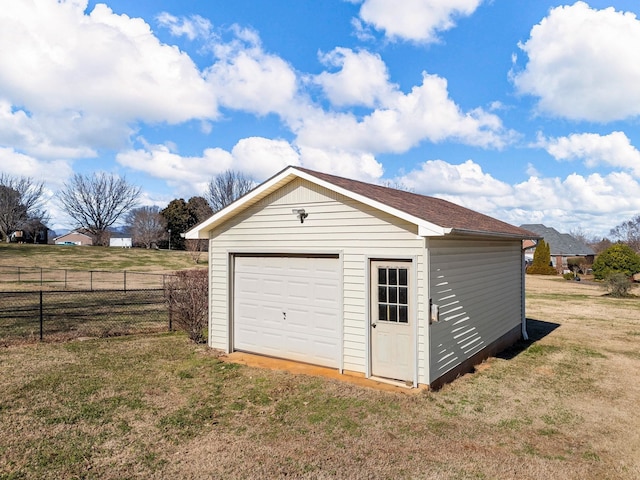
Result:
[2, 0, 640, 237]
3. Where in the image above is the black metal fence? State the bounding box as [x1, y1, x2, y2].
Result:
[0, 265, 172, 291]
[0, 289, 172, 345]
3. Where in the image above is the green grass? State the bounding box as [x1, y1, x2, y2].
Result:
[0, 242, 204, 272]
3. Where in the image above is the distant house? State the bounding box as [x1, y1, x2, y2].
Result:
[9, 224, 49, 244]
[109, 235, 132, 248]
[521, 224, 595, 272]
[53, 231, 94, 246]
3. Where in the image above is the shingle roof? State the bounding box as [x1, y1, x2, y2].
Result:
[519, 224, 595, 255]
[187, 166, 539, 240]
[296, 167, 536, 238]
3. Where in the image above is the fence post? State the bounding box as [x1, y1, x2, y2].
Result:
[40, 267, 43, 286]
[39, 291, 43, 341]
[168, 290, 173, 331]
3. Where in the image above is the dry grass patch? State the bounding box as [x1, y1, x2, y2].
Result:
[0, 276, 639, 479]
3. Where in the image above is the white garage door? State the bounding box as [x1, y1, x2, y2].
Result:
[233, 255, 341, 368]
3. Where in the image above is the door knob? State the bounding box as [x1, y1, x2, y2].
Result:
[371, 323, 376, 328]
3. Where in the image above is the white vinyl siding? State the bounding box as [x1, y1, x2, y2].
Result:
[428, 238, 522, 383]
[208, 178, 425, 377]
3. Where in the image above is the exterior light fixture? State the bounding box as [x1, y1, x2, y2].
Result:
[292, 208, 309, 223]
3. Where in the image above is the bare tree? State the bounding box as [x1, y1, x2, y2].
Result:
[610, 215, 640, 252]
[205, 170, 254, 212]
[380, 179, 414, 192]
[0, 174, 48, 242]
[185, 238, 207, 264]
[59, 173, 141, 246]
[125, 206, 167, 248]
[569, 227, 592, 246]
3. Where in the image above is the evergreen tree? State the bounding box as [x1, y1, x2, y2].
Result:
[527, 239, 557, 275]
[592, 244, 640, 280]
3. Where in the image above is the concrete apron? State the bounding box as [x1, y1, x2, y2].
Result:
[221, 352, 428, 394]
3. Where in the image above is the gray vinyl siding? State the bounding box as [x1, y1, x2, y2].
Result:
[428, 237, 522, 383]
[208, 178, 426, 378]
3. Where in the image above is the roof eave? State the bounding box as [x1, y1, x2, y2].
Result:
[442, 228, 542, 240]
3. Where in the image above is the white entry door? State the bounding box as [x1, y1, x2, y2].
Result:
[370, 260, 414, 382]
[233, 255, 341, 368]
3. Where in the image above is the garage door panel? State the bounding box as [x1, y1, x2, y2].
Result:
[315, 283, 339, 303]
[234, 256, 341, 368]
[288, 280, 311, 300]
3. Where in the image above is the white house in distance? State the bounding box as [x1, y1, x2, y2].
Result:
[109, 234, 132, 248]
[186, 166, 537, 389]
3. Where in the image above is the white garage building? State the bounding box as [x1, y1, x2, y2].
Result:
[186, 166, 536, 388]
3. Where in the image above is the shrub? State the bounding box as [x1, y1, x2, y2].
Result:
[527, 264, 557, 275]
[165, 269, 208, 343]
[592, 244, 640, 280]
[563, 272, 575, 280]
[604, 273, 634, 298]
[567, 256, 591, 274]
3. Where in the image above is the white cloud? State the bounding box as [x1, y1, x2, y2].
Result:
[298, 146, 384, 183]
[116, 142, 234, 194]
[116, 137, 300, 195]
[512, 2, 640, 122]
[395, 159, 511, 196]
[0, 147, 73, 187]
[354, 0, 483, 43]
[315, 48, 396, 108]
[0, 1, 217, 122]
[0, 100, 100, 158]
[156, 12, 212, 40]
[205, 26, 298, 116]
[231, 137, 300, 179]
[526, 163, 540, 177]
[540, 131, 640, 177]
[297, 72, 515, 153]
[0, 0, 218, 162]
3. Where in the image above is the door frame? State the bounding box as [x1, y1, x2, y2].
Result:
[366, 256, 418, 387]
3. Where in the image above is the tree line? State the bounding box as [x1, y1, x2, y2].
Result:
[0, 170, 254, 249]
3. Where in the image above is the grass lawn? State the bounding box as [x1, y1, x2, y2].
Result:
[1, 276, 639, 479]
[0, 243, 205, 272]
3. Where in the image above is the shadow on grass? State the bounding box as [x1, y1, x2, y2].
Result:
[496, 318, 560, 360]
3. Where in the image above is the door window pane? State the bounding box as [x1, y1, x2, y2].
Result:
[378, 304, 387, 321]
[378, 268, 387, 286]
[399, 268, 408, 286]
[389, 287, 397, 303]
[399, 306, 408, 323]
[399, 287, 407, 305]
[389, 305, 398, 322]
[378, 286, 387, 303]
[388, 268, 397, 285]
